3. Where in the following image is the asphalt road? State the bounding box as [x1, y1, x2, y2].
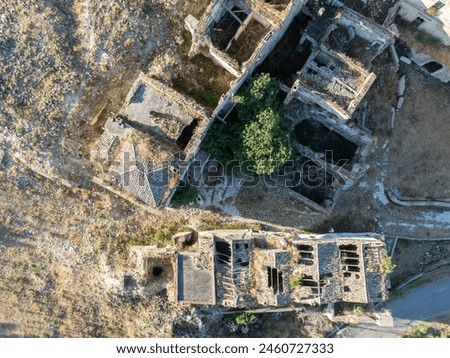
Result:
[344, 278, 450, 338]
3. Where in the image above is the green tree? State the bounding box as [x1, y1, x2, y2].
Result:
[242, 108, 292, 175]
[202, 120, 244, 169]
[234, 73, 280, 121]
[203, 73, 292, 175]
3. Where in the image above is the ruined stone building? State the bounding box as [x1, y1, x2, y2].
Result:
[186, 0, 395, 213]
[284, 5, 393, 120]
[397, 0, 450, 46]
[186, 0, 307, 77]
[91, 73, 210, 208]
[394, 0, 450, 82]
[131, 230, 389, 309]
[90, 0, 448, 213]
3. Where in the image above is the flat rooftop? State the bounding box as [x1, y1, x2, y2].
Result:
[176, 252, 215, 305]
[119, 76, 196, 142]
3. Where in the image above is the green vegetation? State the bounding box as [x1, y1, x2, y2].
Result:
[242, 107, 292, 175]
[407, 325, 448, 338]
[130, 220, 189, 247]
[289, 274, 302, 290]
[203, 73, 292, 175]
[381, 256, 396, 274]
[234, 73, 281, 121]
[193, 91, 221, 108]
[202, 120, 244, 170]
[415, 33, 442, 49]
[352, 305, 363, 314]
[170, 186, 198, 206]
[235, 312, 257, 325]
[399, 20, 442, 49]
[391, 278, 425, 299]
[225, 312, 257, 326]
[197, 221, 262, 231]
[15, 126, 24, 136]
[172, 54, 232, 110]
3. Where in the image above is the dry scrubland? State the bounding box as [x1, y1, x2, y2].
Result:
[386, 66, 450, 198]
[0, 0, 210, 338]
[0, 0, 330, 337]
[1, 0, 449, 337]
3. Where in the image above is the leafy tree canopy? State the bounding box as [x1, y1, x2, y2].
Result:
[234, 73, 280, 121]
[242, 108, 292, 175]
[203, 73, 292, 175]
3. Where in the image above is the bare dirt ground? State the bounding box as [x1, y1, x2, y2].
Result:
[208, 310, 334, 338]
[235, 181, 327, 229]
[1, 0, 449, 338]
[1, 155, 283, 337]
[390, 239, 450, 287]
[386, 65, 450, 198]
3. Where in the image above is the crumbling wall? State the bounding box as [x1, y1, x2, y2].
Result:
[253, 248, 290, 306]
[397, 1, 450, 46]
[188, 0, 307, 120]
[130, 247, 177, 300]
[337, 8, 394, 56]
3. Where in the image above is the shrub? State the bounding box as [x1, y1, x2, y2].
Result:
[289, 275, 302, 290]
[170, 187, 198, 206]
[381, 256, 396, 274]
[408, 325, 448, 338]
[353, 305, 363, 314]
[242, 107, 292, 175]
[234, 73, 280, 121]
[193, 91, 221, 108]
[202, 120, 244, 168]
[233, 312, 257, 326]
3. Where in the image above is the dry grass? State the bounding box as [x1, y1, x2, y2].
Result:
[386, 65, 450, 198]
[227, 20, 269, 65]
[0, 161, 239, 337]
[403, 322, 450, 338]
[171, 54, 235, 110]
[397, 20, 450, 69]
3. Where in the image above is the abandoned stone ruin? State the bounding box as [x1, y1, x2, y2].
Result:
[186, 0, 302, 77]
[91, 0, 447, 214]
[395, 0, 450, 83]
[184, 0, 395, 213]
[130, 230, 389, 310]
[91, 73, 210, 208]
